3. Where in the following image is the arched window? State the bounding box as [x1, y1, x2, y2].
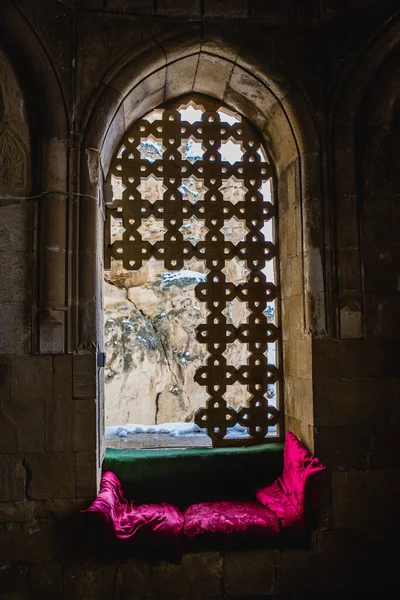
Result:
[104, 94, 281, 447]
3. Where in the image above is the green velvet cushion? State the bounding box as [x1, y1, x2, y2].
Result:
[103, 444, 284, 505]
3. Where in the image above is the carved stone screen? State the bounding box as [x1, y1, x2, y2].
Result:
[105, 95, 281, 447]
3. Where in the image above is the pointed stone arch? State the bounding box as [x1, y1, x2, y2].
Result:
[80, 27, 323, 453]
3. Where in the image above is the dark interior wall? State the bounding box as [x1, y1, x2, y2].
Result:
[0, 1, 400, 598]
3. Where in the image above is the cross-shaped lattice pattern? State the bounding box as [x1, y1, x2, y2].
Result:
[106, 96, 281, 446]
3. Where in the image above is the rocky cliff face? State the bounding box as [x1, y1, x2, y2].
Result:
[104, 257, 252, 426]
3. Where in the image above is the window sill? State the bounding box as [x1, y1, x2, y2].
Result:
[102, 443, 284, 506]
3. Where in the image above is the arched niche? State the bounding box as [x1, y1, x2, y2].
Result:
[0, 5, 70, 354]
[80, 28, 323, 451]
[330, 17, 400, 339]
[356, 46, 400, 339]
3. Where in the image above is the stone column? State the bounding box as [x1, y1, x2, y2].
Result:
[38, 138, 69, 354]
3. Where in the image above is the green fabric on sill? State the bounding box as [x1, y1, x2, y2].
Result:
[103, 444, 284, 505]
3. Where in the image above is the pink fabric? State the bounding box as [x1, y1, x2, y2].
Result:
[256, 431, 326, 525]
[255, 480, 305, 534]
[183, 501, 280, 547]
[84, 471, 184, 547]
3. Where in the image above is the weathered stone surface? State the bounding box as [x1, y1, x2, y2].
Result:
[0, 301, 31, 355]
[26, 453, 75, 500]
[312, 339, 382, 379]
[193, 53, 234, 100]
[165, 55, 198, 100]
[313, 377, 400, 427]
[0, 356, 10, 401]
[46, 398, 95, 452]
[249, 0, 296, 22]
[0, 520, 57, 564]
[332, 470, 400, 532]
[53, 354, 73, 401]
[0, 564, 29, 599]
[314, 424, 376, 470]
[11, 356, 52, 402]
[204, 0, 247, 18]
[0, 399, 45, 452]
[275, 548, 327, 595]
[0, 251, 30, 303]
[107, 0, 154, 14]
[153, 553, 223, 600]
[157, 0, 201, 18]
[72, 354, 97, 399]
[0, 501, 33, 523]
[223, 550, 276, 597]
[114, 561, 153, 600]
[76, 451, 98, 498]
[30, 562, 64, 599]
[63, 563, 116, 600]
[0, 455, 25, 502]
[33, 498, 88, 520]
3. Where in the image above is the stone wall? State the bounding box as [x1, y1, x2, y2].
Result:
[1, 0, 400, 598]
[0, 46, 33, 355]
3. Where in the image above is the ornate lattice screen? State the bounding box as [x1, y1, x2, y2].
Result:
[105, 95, 282, 446]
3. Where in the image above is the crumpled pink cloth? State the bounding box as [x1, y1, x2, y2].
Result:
[83, 471, 184, 547]
[184, 500, 280, 547]
[256, 431, 326, 530]
[85, 431, 325, 552]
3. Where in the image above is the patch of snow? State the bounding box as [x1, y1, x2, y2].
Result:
[160, 270, 206, 282]
[106, 422, 204, 438]
[105, 421, 256, 440]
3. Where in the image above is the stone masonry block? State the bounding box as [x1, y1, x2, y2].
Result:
[0, 520, 57, 564]
[76, 451, 98, 498]
[33, 498, 88, 520]
[30, 562, 64, 599]
[314, 424, 376, 470]
[11, 355, 52, 402]
[26, 453, 75, 500]
[46, 398, 95, 452]
[275, 547, 328, 595]
[0, 302, 31, 354]
[153, 552, 223, 599]
[229, 65, 279, 119]
[114, 561, 153, 600]
[223, 550, 276, 597]
[0, 399, 45, 452]
[0, 200, 32, 252]
[157, 0, 201, 18]
[0, 501, 33, 523]
[72, 353, 97, 399]
[106, 0, 154, 14]
[332, 470, 400, 533]
[204, 0, 247, 18]
[0, 454, 25, 501]
[316, 529, 398, 591]
[312, 339, 382, 379]
[0, 564, 29, 599]
[250, 0, 295, 22]
[53, 354, 73, 401]
[313, 377, 399, 427]
[0, 356, 10, 401]
[194, 53, 234, 101]
[0, 250, 30, 303]
[165, 55, 198, 101]
[63, 563, 116, 600]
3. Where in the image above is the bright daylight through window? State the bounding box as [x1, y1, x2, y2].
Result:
[104, 96, 281, 448]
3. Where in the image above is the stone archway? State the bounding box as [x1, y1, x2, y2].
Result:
[80, 27, 322, 457]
